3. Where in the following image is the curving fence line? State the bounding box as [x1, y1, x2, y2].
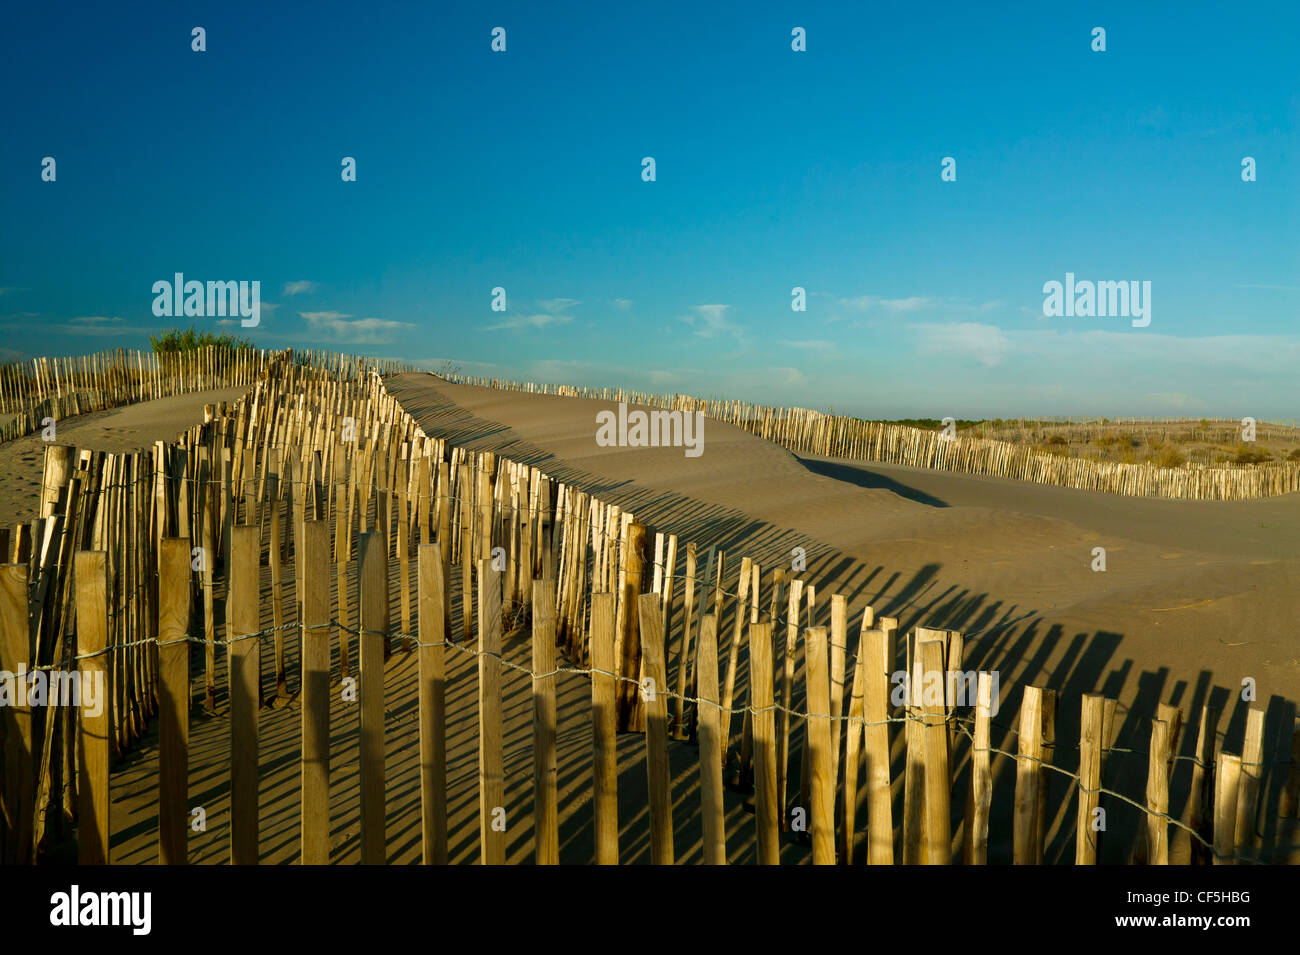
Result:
[440, 372, 1300, 501]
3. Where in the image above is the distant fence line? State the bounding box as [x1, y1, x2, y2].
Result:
[0, 347, 414, 444]
[439, 373, 1300, 501]
[2, 353, 1296, 865]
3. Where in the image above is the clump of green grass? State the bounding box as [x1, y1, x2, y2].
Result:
[150, 325, 253, 354]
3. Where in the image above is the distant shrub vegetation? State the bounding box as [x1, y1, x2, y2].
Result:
[150, 325, 254, 354]
[881, 418, 983, 430]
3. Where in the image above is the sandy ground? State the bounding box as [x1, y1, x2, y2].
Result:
[96, 375, 1299, 864]
[0, 389, 247, 527]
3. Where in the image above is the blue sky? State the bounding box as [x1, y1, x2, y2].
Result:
[2, 1, 1296, 419]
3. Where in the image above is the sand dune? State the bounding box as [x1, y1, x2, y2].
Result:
[387, 373, 1300, 861]
[96, 375, 1299, 864]
[0, 388, 247, 526]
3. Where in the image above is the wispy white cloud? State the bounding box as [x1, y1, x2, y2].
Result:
[485, 312, 574, 331]
[612, 298, 634, 311]
[484, 298, 582, 331]
[300, 310, 415, 344]
[834, 295, 1004, 319]
[282, 280, 316, 296]
[17, 316, 151, 337]
[538, 298, 581, 314]
[768, 366, 806, 386]
[914, 322, 1011, 367]
[777, 339, 834, 351]
[837, 295, 935, 314]
[679, 304, 741, 339]
[910, 323, 1300, 387]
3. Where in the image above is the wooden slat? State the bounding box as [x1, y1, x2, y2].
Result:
[861, 627, 893, 864]
[359, 531, 388, 863]
[919, 639, 950, 864]
[301, 520, 331, 865]
[803, 626, 835, 864]
[589, 592, 618, 864]
[0, 565, 34, 864]
[615, 522, 646, 732]
[417, 543, 449, 864]
[638, 593, 674, 864]
[1075, 693, 1104, 864]
[75, 551, 110, 864]
[1013, 685, 1043, 865]
[1234, 706, 1264, 859]
[228, 526, 259, 864]
[158, 538, 191, 865]
[964, 671, 993, 864]
[750, 619, 778, 864]
[672, 542, 697, 739]
[1145, 718, 1170, 865]
[695, 613, 726, 864]
[1213, 752, 1241, 864]
[531, 574, 559, 865]
[477, 559, 505, 864]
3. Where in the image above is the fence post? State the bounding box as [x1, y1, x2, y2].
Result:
[1145, 718, 1170, 865]
[919, 640, 950, 864]
[696, 614, 726, 864]
[672, 542, 697, 740]
[638, 593, 674, 864]
[75, 551, 109, 864]
[229, 523, 260, 864]
[418, 543, 449, 864]
[359, 530, 388, 864]
[828, 594, 847, 801]
[158, 538, 191, 864]
[1280, 718, 1300, 819]
[477, 559, 505, 865]
[749, 620, 778, 864]
[615, 522, 646, 732]
[1075, 693, 1105, 864]
[861, 626, 893, 864]
[1213, 752, 1241, 864]
[301, 519, 331, 864]
[200, 453, 216, 711]
[268, 454, 287, 702]
[720, 556, 752, 753]
[398, 487, 411, 636]
[0, 565, 34, 865]
[589, 592, 619, 864]
[532, 574, 558, 865]
[964, 671, 993, 864]
[1035, 687, 1057, 862]
[1234, 707, 1264, 860]
[459, 463, 473, 642]
[436, 460, 452, 637]
[1013, 685, 1043, 864]
[777, 577, 802, 828]
[841, 636, 865, 865]
[803, 626, 835, 864]
[1184, 705, 1219, 862]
